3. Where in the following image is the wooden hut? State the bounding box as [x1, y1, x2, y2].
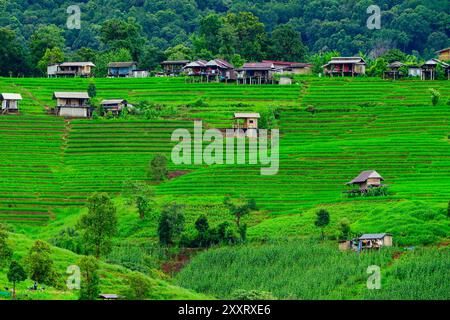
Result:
[161, 60, 189, 76]
[436, 47, 450, 61]
[346, 170, 384, 192]
[205, 59, 236, 82]
[262, 61, 313, 75]
[383, 61, 404, 80]
[357, 233, 393, 250]
[98, 294, 119, 300]
[107, 62, 137, 77]
[183, 60, 208, 81]
[323, 57, 366, 77]
[100, 99, 128, 115]
[1, 93, 22, 114]
[339, 233, 393, 251]
[233, 113, 260, 138]
[53, 92, 91, 118]
[236, 62, 283, 84]
[54, 62, 95, 78]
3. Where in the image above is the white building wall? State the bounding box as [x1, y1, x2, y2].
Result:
[59, 107, 88, 118]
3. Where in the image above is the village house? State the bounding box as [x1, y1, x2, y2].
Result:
[233, 112, 260, 138]
[100, 99, 129, 115]
[236, 62, 283, 84]
[0, 93, 22, 114]
[339, 233, 393, 252]
[183, 60, 208, 81]
[346, 170, 384, 192]
[205, 59, 236, 82]
[51, 62, 96, 78]
[383, 61, 405, 80]
[421, 59, 450, 80]
[107, 62, 137, 77]
[47, 64, 59, 78]
[436, 47, 450, 61]
[53, 92, 91, 118]
[262, 60, 313, 75]
[407, 64, 422, 78]
[161, 60, 190, 76]
[323, 57, 366, 77]
[131, 69, 149, 78]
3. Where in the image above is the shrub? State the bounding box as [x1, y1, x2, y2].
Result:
[429, 89, 440, 106]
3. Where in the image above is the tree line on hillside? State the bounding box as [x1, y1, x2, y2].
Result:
[0, 0, 448, 76]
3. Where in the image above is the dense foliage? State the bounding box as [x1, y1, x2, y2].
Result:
[0, 0, 448, 76]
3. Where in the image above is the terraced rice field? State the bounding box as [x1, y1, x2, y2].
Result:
[0, 77, 449, 224]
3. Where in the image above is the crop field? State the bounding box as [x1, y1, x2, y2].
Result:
[176, 241, 450, 300]
[1, 76, 449, 300]
[1, 78, 450, 228]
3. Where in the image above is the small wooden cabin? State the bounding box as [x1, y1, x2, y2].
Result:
[436, 47, 450, 62]
[233, 113, 260, 138]
[339, 233, 393, 251]
[262, 61, 313, 75]
[383, 61, 404, 80]
[347, 170, 384, 192]
[53, 92, 91, 118]
[1, 93, 22, 114]
[107, 62, 137, 77]
[323, 57, 366, 77]
[236, 62, 283, 84]
[205, 59, 236, 82]
[421, 59, 450, 80]
[183, 60, 208, 80]
[357, 233, 393, 250]
[54, 62, 95, 78]
[161, 60, 190, 76]
[100, 99, 128, 115]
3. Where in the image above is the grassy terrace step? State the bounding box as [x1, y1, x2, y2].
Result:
[0, 77, 450, 224]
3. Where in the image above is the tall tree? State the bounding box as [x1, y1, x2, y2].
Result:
[100, 18, 146, 60]
[7, 261, 27, 298]
[0, 27, 29, 76]
[30, 25, 65, 69]
[158, 203, 185, 246]
[37, 47, 64, 75]
[148, 154, 168, 182]
[314, 209, 330, 240]
[27, 240, 57, 286]
[78, 193, 118, 258]
[269, 25, 306, 61]
[0, 223, 13, 267]
[224, 12, 267, 61]
[79, 256, 100, 300]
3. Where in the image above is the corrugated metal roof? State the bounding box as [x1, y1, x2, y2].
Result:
[347, 170, 384, 185]
[1, 93, 22, 100]
[234, 113, 261, 119]
[206, 59, 234, 69]
[101, 99, 126, 105]
[107, 62, 136, 68]
[53, 92, 90, 99]
[241, 62, 274, 70]
[59, 62, 95, 67]
[161, 60, 190, 65]
[184, 60, 208, 68]
[359, 233, 390, 240]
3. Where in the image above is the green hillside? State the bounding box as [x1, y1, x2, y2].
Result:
[0, 76, 449, 300]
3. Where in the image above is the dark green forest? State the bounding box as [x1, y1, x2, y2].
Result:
[0, 0, 448, 76]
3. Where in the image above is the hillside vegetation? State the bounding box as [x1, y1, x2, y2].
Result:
[0, 76, 449, 300]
